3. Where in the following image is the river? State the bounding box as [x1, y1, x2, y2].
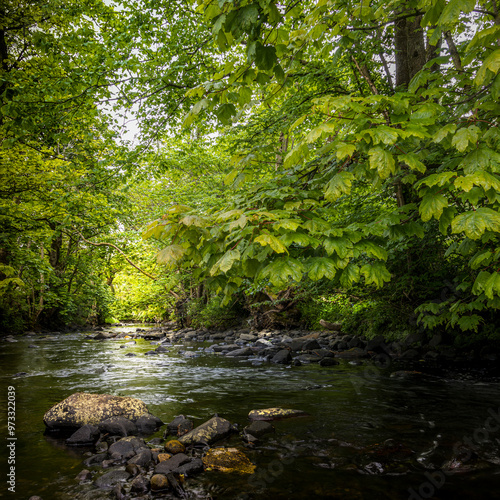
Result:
[1, 326, 500, 499]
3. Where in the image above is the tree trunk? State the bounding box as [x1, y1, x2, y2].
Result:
[394, 14, 426, 88]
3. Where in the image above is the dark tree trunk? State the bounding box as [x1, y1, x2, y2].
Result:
[394, 14, 426, 88]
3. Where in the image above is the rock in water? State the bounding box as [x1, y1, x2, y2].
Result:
[248, 408, 308, 421]
[66, 424, 100, 446]
[43, 392, 149, 429]
[178, 416, 234, 445]
[202, 448, 256, 474]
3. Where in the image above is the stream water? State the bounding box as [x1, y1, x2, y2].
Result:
[1, 326, 500, 499]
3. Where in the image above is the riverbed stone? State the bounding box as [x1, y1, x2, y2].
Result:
[248, 408, 308, 421]
[243, 420, 274, 437]
[178, 416, 234, 445]
[66, 424, 100, 446]
[83, 452, 107, 466]
[335, 347, 368, 359]
[109, 436, 148, 460]
[294, 354, 323, 363]
[154, 453, 190, 474]
[271, 349, 292, 364]
[150, 473, 170, 491]
[136, 413, 163, 434]
[202, 448, 255, 474]
[94, 469, 130, 489]
[302, 339, 321, 351]
[130, 474, 150, 494]
[226, 347, 254, 357]
[98, 416, 137, 437]
[175, 458, 204, 476]
[75, 469, 92, 482]
[164, 439, 185, 454]
[319, 357, 340, 367]
[165, 415, 193, 437]
[128, 448, 152, 467]
[43, 392, 149, 429]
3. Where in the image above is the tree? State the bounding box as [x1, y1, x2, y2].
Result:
[144, 0, 500, 333]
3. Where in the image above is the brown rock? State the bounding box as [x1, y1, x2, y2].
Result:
[43, 392, 149, 429]
[157, 453, 173, 462]
[150, 474, 169, 491]
[164, 439, 185, 454]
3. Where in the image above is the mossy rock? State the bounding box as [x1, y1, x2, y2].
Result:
[202, 448, 256, 474]
[43, 392, 149, 429]
[248, 408, 308, 421]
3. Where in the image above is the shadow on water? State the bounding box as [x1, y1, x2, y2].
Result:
[1, 327, 500, 499]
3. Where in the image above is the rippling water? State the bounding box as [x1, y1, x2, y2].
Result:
[1, 327, 500, 499]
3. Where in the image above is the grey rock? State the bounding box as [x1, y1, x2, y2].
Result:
[98, 416, 137, 437]
[136, 413, 163, 434]
[319, 357, 339, 367]
[108, 436, 147, 460]
[179, 416, 234, 445]
[66, 424, 100, 446]
[130, 474, 150, 494]
[127, 448, 152, 467]
[83, 452, 107, 466]
[174, 458, 204, 476]
[244, 420, 274, 437]
[154, 453, 190, 474]
[94, 470, 130, 489]
[271, 349, 292, 364]
[226, 347, 253, 357]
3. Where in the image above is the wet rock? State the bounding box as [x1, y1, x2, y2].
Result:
[94, 469, 130, 489]
[125, 353, 137, 357]
[294, 354, 322, 363]
[125, 463, 141, 477]
[243, 421, 274, 437]
[128, 448, 152, 467]
[302, 339, 321, 351]
[109, 436, 148, 460]
[203, 448, 255, 474]
[43, 392, 149, 429]
[144, 350, 158, 355]
[155, 345, 169, 353]
[226, 347, 254, 357]
[83, 452, 107, 466]
[98, 416, 137, 437]
[136, 413, 163, 434]
[150, 473, 170, 491]
[347, 337, 364, 349]
[154, 453, 190, 474]
[271, 349, 292, 364]
[131, 474, 150, 494]
[75, 469, 92, 482]
[292, 358, 302, 366]
[335, 347, 368, 359]
[66, 424, 100, 446]
[248, 408, 308, 421]
[289, 339, 305, 351]
[179, 416, 234, 445]
[164, 439, 186, 454]
[165, 415, 193, 437]
[404, 332, 425, 346]
[175, 458, 204, 476]
[28, 497, 43, 500]
[255, 338, 273, 348]
[319, 319, 342, 331]
[239, 333, 257, 342]
[158, 453, 173, 462]
[365, 336, 387, 353]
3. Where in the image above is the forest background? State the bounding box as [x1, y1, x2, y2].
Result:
[1, 0, 500, 348]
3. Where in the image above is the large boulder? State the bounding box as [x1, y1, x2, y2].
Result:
[202, 448, 255, 474]
[43, 393, 149, 429]
[178, 416, 234, 445]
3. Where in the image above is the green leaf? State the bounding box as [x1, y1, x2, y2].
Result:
[419, 192, 448, 222]
[157, 245, 186, 266]
[259, 257, 304, 287]
[254, 232, 288, 253]
[340, 263, 360, 287]
[439, 206, 456, 235]
[366, 125, 399, 145]
[451, 208, 500, 239]
[255, 43, 277, 70]
[484, 272, 500, 299]
[274, 219, 302, 231]
[307, 257, 337, 280]
[356, 240, 388, 260]
[179, 215, 204, 227]
[325, 172, 354, 201]
[212, 249, 240, 274]
[368, 147, 396, 179]
[398, 153, 426, 173]
[452, 126, 480, 152]
[469, 250, 492, 270]
[433, 123, 456, 143]
[215, 103, 237, 124]
[324, 236, 353, 258]
[474, 49, 500, 86]
[336, 142, 356, 160]
[360, 262, 391, 288]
